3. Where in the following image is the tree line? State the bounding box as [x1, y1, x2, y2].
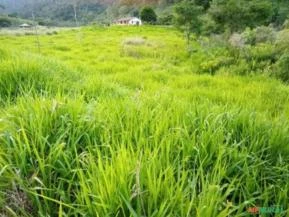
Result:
[173, 0, 289, 34]
[0, 0, 288, 29]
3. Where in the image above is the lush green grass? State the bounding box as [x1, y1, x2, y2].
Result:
[0, 26, 289, 216]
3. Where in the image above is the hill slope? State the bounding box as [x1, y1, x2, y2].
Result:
[0, 26, 288, 216]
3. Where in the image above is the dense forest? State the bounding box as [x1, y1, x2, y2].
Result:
[0, 0, 174, 25]
[0, 0, 288, 30]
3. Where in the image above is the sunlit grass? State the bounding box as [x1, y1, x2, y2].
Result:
[0, 26, 288, 216]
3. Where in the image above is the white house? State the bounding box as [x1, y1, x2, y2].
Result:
[115, 17, 142, 26]
[19, 23, 31, 28]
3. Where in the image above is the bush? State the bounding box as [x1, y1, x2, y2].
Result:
[200, 56, 235, 74]
[283, 19, 289, 29]
[140, 7, 157, 24]
[241, 28, 256, 45]
[255, 26, 276, 44]
[276, 29, 289, 51]
[226, 60, 251, 76]
[38, 19, 56, 26]
[8, 13, 18, 18]
[275, 53, 289, 82]
[38, 21, 46, 26]
[241, 26, 276, 45]
[229, 33, 245, 48]
[0, 17, 12, 28]
[158, 14, 173, 25]
[209, 0, 273, 32]
[199, 14, 219, 35]
[245, 44, 278, 62]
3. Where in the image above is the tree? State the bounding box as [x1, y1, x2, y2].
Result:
[209, 0, 273, 32]
[57, 0, 98, 26]
[271, 0, 289, 26]
[158, 13, 173, 25]
[174, 0, 203, 47]
[195, 0, 211, 10]
[140, 6, 157, 23]
[0, 17, 12, 27]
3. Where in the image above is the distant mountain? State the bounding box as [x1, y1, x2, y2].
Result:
[0, 0, 20, 11]
[0, 0, 175, 25]
[0, 0, 107, 25]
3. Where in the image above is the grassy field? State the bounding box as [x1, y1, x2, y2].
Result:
[0, 26, 289, 216]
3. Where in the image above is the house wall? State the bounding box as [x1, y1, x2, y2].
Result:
[128, 19, 142, 25]
[116, 18, 142, 26]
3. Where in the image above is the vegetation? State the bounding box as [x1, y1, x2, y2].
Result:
[171, 0, 289, 37]
[0, 0, 289, 216]
[208, 0, 273, 32]
[0, 0, 288, 29]
[0, 15, 33, 28]
[0, 16, 11, 27]
[140, 7, 157, 24]
[0, 25, 288, 216]
[174, 0, 203, 46]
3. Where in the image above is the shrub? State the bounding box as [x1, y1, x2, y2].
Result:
[38, 20, 46, 26]
[242, 28, 256, 45]
[226, 59, 251, 75]
[199, 14, 219, 35]
[276, 29, 289, 51]
[275, 53, 289, 82]
[158, 14, 173, 25]
[283, 19, 289, 29]
[255, 26, 276, 44]
[209, 34, 229, 48]
[8, 13, 18, 18]
[200, 56, 235, 74]
[241, 26, 276, 45]
[38, 19, 56, 26]
[229, 33, 245, 48]
[245, 44, 278, 62]
[208, 0, 273, 32]
[140, 6, 157, 24]
[0, 17, 12, 28]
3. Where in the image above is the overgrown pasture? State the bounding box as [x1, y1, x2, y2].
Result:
[0, 26, 288, 216]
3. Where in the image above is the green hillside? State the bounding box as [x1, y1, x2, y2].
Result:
[0, 26, 288, 216]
